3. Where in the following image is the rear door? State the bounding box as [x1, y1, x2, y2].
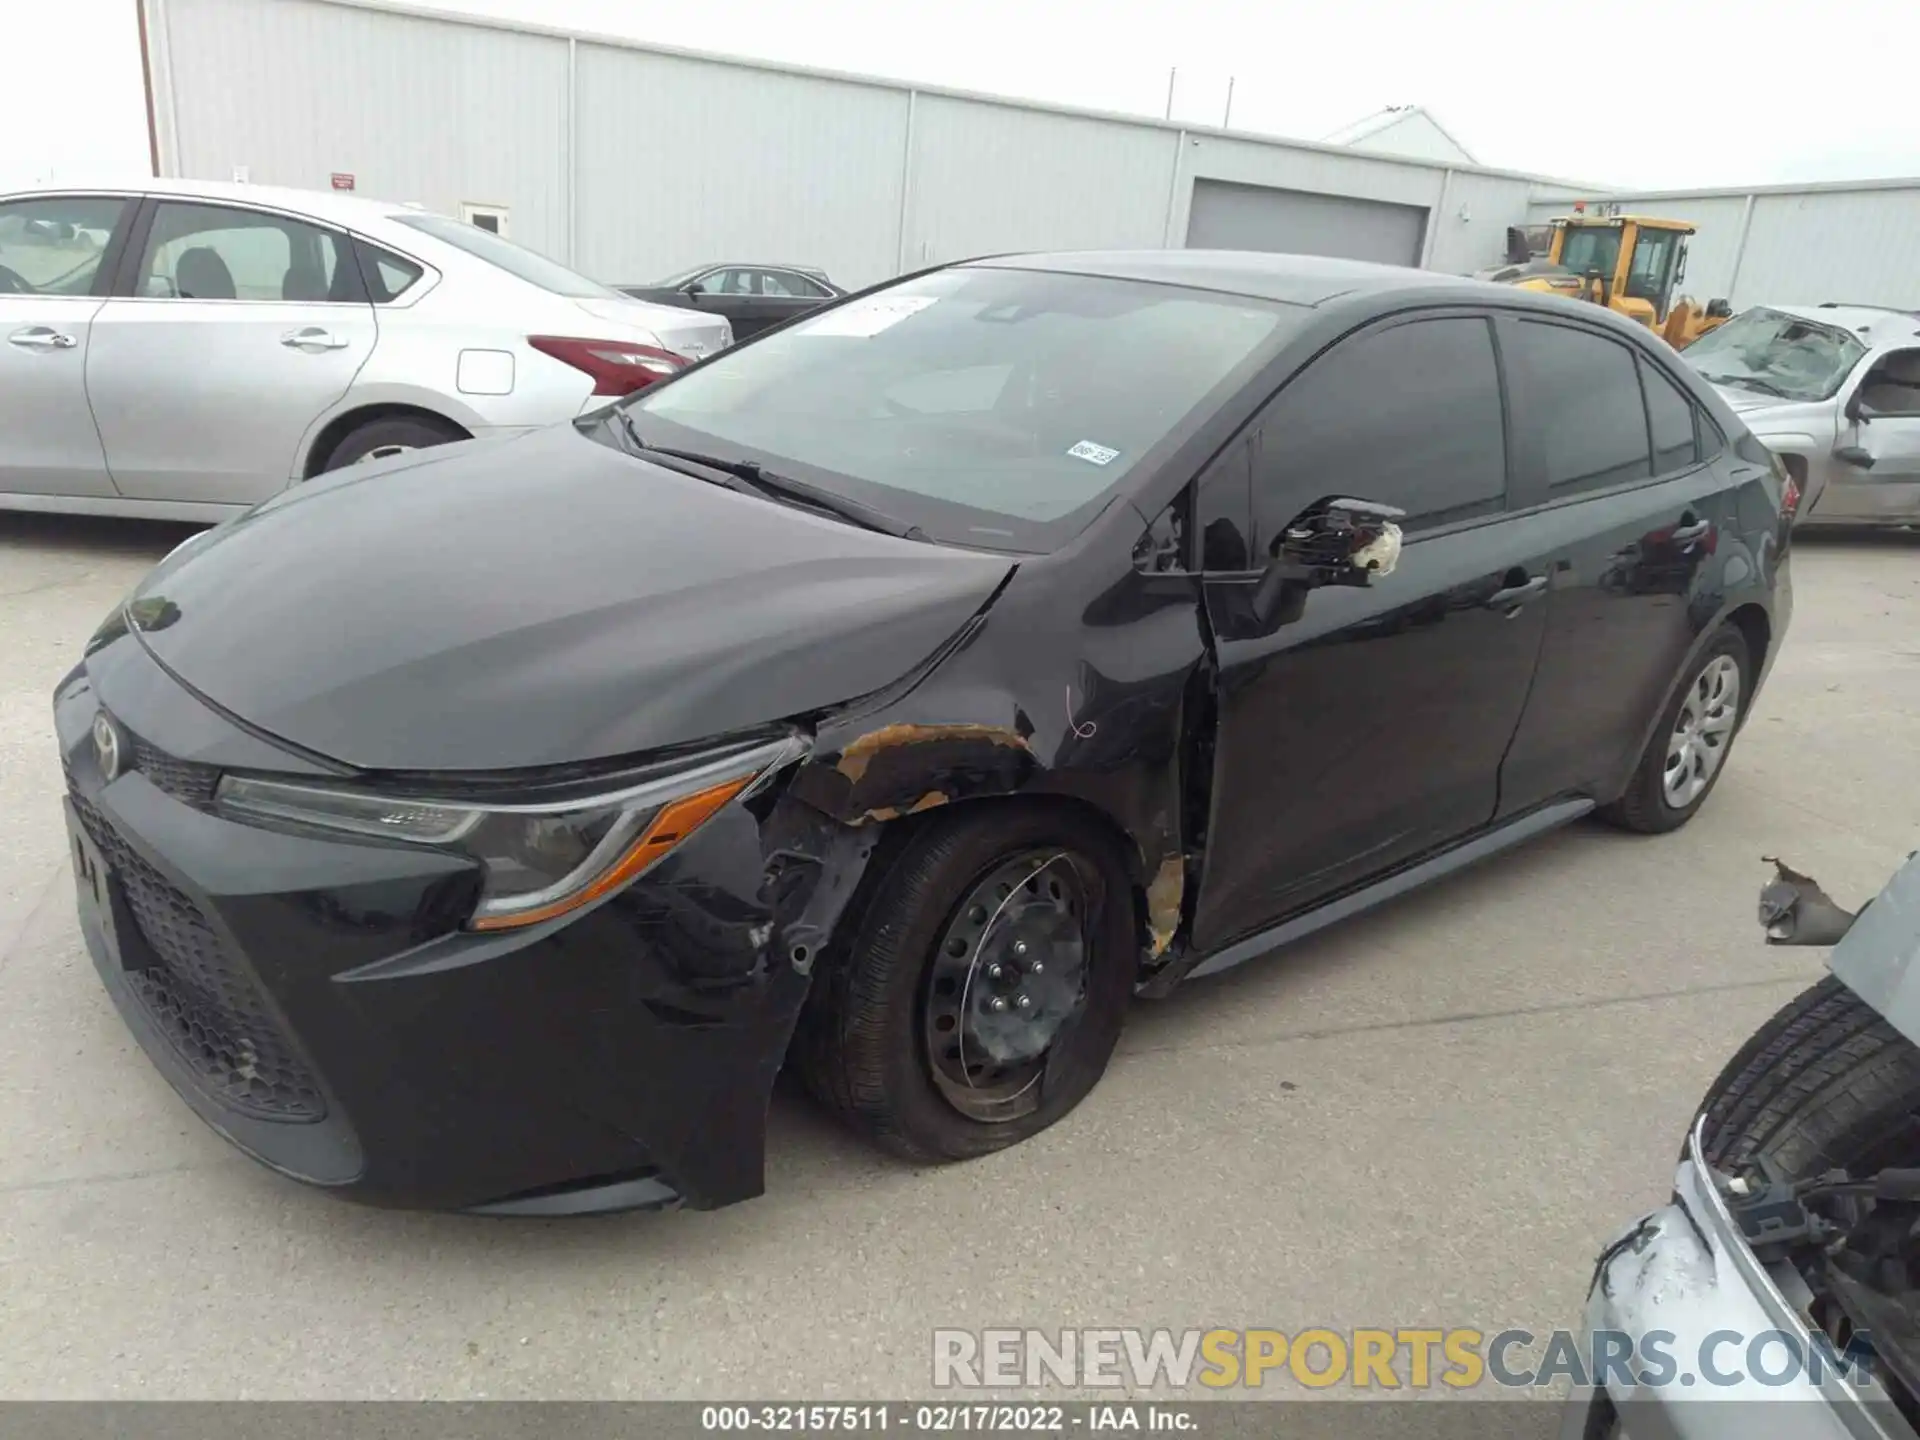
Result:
[1190, 310, 1555, 952]
[85, 198, 377, 505]
[1495, 315, 1754, 814]
[741, 268, 832, 336]
[0, 193, 133, 499]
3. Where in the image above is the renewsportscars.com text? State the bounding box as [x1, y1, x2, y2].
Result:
[932, 1327, 1879, 1391]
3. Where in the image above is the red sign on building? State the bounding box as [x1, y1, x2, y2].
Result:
[330, 173, 355, 191]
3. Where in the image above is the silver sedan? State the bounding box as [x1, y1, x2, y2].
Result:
[1679, 303, 1920, 529]
[0, 179, 732, 522]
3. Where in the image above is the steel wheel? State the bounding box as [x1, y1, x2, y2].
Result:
[921, 850, 1091, 1125]
[1663, 653, 1741, 809]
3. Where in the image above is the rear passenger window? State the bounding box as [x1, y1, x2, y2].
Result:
[1641, 358, 1700, 473]
[1252, 316, 1506, 544]
[1513, 322, 1652, 496]
[354, 239, 424, 303]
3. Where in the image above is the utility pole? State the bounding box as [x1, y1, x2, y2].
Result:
[1164, 67, 1176, 121]
[1223, 76, 1235, 128]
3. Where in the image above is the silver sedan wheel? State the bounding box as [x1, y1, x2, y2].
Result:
[355, 444, 416, 465]
[1664, 654, 1741, 809]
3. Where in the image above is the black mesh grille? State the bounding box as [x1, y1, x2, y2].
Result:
[70, 786, 324, 1123]
[131, 738, 221, 808]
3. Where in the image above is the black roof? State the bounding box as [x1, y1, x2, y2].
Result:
[976, 249, 1487, 307]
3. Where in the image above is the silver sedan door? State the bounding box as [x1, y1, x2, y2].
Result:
[1826, 347, 1920, 525]
[0, 194, 133, 500]
[85, 199, 376, 505]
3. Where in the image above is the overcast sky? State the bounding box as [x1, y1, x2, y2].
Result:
[10, 0, 1920, 195]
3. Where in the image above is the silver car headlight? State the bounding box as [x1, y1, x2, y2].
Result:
[215, 734, 804, 932]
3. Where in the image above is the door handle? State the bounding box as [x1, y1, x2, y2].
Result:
[280, 327, 350, 351]
[1485, 574, 1548, 611]
[8, 325, 77, 350]
[1670, 519, 1712, 545]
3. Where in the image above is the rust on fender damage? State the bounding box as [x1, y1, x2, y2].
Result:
[780, 547, 1213, 982]
[801, 722, 1037, 826]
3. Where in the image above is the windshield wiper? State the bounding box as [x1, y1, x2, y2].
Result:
[623, 433, 929, 542]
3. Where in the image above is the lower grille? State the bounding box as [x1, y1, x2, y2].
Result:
[71, 788, 324, 1122]
[132, 737, 220, 808]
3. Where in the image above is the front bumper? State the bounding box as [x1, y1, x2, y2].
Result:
[55, 632, 815, 1214]
[1558, 1124, 1910, 1440]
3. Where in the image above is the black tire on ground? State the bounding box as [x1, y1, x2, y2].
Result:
[1697, 975, 1920, 1180]
[793, 803, 1136, 1163]
[1599, 623, 1752, 835]
[320, 415, 466, 473]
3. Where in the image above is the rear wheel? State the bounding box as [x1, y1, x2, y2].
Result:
[1599, 625, 1750, 834]
[794, 805, 1135, 1162]
[320, 415, 466, 473]
[1698, 975, 1920, 1179]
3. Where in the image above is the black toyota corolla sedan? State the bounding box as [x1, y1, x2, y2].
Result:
[57, 251, 1795, 1215]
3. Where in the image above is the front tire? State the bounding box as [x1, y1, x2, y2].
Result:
[1698, 975, 1920, 1180]
[1599, 624, 1750, 834]
[794, 805, 1135, 1163]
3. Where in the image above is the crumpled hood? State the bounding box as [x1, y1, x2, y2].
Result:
[1710, 383, 1804, 420]
[124, 425, 1012, 772]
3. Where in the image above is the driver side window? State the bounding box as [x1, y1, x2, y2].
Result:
[1857, 351, 1920, 417]
[1249, 315, 1507, 550]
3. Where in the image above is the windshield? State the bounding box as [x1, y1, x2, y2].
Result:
[1682, 307, 1867, 402]
[1559, 226, 1621, 277]
[624, 265, 1296, 551]
[389, 213, 623, 299]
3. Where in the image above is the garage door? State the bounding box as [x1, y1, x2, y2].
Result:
[1186, 179, 1429, 267]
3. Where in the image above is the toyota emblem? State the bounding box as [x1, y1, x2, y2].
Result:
[92, 713, 124, 782]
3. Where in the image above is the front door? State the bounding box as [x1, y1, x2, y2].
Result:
[85, 199, 377, 505]
[1822, 348, 1920, 524]
[1190, 312, 1552, 953]
[0, 194, 132, 499]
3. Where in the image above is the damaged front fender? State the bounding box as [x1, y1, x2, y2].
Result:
[777, 548, 1213, 982]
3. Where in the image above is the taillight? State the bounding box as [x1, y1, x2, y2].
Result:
[528, 335, 688, 395]
[1775, 456, 1802, 518]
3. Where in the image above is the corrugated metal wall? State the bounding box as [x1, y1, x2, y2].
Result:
[1528, 186, 1920, 311]
[145, 0, 1553, 288]
[152, 0, 573, 261]
[572, 44, 909, 286]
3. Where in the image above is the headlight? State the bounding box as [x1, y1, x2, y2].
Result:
[215, 734, 804, 932]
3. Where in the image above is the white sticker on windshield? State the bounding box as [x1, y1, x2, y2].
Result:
[1067, 440, 1120, 466]
[799, 294, 938, 338]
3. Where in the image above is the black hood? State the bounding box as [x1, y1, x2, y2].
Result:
[125, 426, 1014, 772]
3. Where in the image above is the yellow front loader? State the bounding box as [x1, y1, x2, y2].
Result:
[1481, 213, 1732, 348]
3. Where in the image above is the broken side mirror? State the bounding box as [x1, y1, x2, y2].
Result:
[1251, 497, 1405, 629]
[1835, 444, 1876, 470]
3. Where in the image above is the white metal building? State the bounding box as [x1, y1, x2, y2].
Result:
[136, 0, 1560, 288]
[137, 0, 1920, 309]
[1321, 107, 1478, 167]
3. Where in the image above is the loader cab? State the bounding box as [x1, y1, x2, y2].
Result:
[1547, 216, 1691, 326]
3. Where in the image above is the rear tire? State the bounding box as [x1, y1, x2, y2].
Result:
[319, 415, 466, 473]
[793, 804, 1135, 1163]
[1697, 975, 1920, 1179]
[1599, 624, 1750, 834]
